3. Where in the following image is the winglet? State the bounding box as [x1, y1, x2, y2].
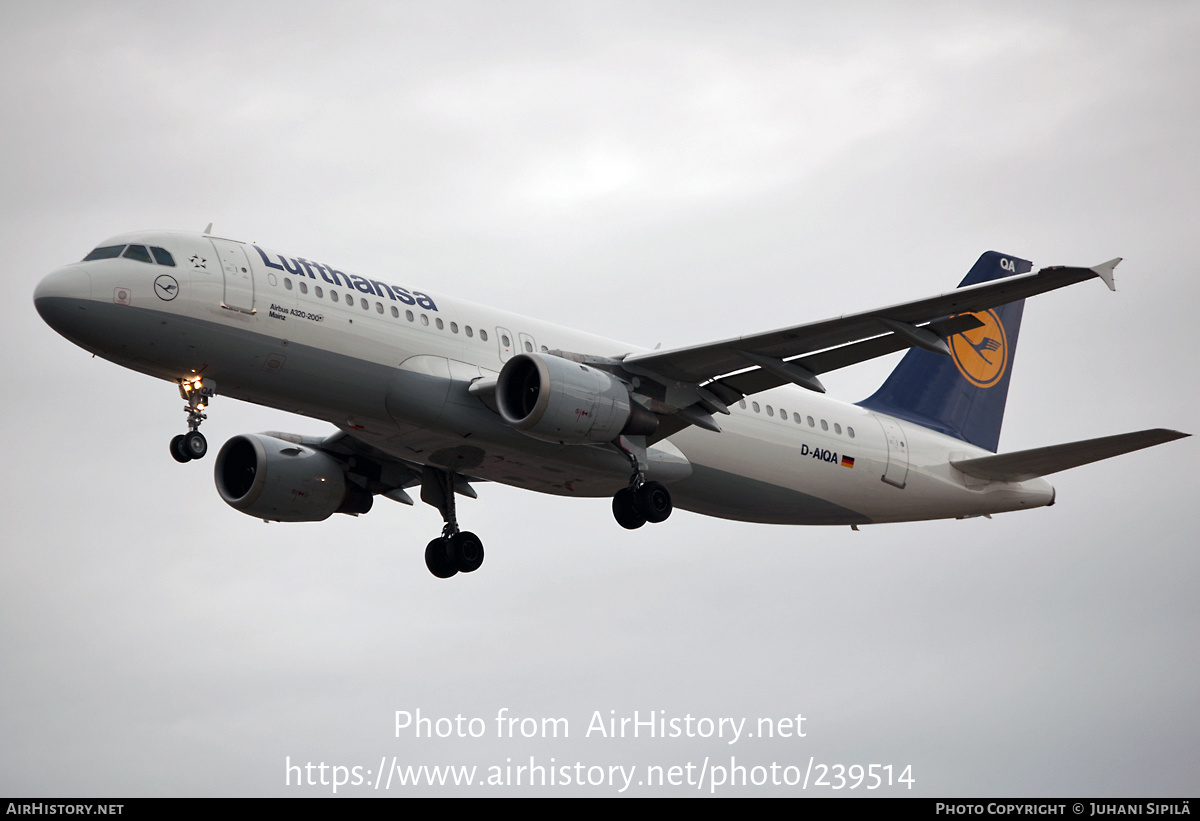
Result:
[1092, 257, 1121, 291]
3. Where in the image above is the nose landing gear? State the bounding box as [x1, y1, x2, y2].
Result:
[170, 430, 208, 463]
[169, 377, 216, 463]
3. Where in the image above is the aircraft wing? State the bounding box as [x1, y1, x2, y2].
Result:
[622, 260, 1119, 392]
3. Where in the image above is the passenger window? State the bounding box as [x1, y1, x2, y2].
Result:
[848, 426, 855, 439]
[421, 314, 429, 326]
[480, 329, 488, 342]
[752, 402, 760, 413]
[376, 302, 384, 314]
[436, 318, 444, 330]
[821, 420, 828, 431]
[150, 247, 175, 266]
[406, 310, 414, 321]
[299, 281, 308, 294]
[466, 326, 473, 338]
[834, 423, 842, 435]
[315, 286, 323, 298]
[284, 279, 293, 291]
[793, 412, 801, 424]
[331, 292, 339, 303]
[391, 306, 399, 318]
[766, 405, 774, 417]
[361, 298, 369, 310]
[739, 399, 747, 409]
[501, 334, 511, 347]
[450, 322, 458, 333]
[122, 245, 152, 263]
[524, 340, 533, 353]
[807, 416, 815, 427]
[83, 245, 124, 261]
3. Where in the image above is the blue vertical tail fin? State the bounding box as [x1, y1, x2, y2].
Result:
[857, 252, 1031, 452]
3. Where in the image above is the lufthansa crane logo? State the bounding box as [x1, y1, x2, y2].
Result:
[154, 274, 179, 301]
[949, 309, 1008, 388]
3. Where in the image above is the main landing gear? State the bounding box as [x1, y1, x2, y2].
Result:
[425, 531, 485, 579]
[421, 467, 485, 579]
[169, 377, 216, 463]
[611, 441, 673, 530]
[612, 480, 673, 529]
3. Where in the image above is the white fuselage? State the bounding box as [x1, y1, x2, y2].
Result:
[33, 230, 1055, 526]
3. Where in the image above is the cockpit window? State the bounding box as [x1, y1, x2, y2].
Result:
[83, 245, 125, 261]
[122, 245, 152, 263]
[83, 242, 177, 266]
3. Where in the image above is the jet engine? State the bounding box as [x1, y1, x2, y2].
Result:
[214, 434, 373, 522]
[496, 353, 657, 444]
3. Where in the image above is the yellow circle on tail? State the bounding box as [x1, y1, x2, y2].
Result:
[949, 310, 1008, 388]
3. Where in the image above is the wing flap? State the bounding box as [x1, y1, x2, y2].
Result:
[950, 429, 1189, 482]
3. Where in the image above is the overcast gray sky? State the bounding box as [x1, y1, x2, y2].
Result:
[2, 1, 1196, 796]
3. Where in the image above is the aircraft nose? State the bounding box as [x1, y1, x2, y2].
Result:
[35, 265, 91, 304]
[34, 265, 92, 331]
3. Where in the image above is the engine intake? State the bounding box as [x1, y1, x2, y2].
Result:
[496, 353, 656, 444]
[215, 434, 372, 522]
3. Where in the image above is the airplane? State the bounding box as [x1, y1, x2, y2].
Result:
[33, 228, 1188, 578]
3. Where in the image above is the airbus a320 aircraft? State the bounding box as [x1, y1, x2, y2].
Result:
[34, 229, 1187, 578]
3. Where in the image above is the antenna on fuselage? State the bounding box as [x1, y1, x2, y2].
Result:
[203, 223, 213, 235]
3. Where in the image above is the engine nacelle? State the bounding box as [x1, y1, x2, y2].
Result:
[496, 353, 656, 444]
[214, 434, 372, 522]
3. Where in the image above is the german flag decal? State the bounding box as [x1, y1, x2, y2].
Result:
[841, 455, 855, 469]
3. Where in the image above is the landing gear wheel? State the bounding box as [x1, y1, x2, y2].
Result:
[634, 481, 672, 523]
[448, 531, 485, 573]
[425, 538, 458, 579]
[613, 487, 647, 530]
[170, 434, 191, 463]
[183, 430, 208, 460]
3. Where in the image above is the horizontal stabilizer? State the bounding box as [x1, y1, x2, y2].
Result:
[951, 428, 1189, 482]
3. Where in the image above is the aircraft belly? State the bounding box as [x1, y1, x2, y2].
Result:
[672, 463, 872, 525]
[664, 415, 883, 525]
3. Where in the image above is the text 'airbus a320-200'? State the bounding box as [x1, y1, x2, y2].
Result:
[33, 228, 1188, 578]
